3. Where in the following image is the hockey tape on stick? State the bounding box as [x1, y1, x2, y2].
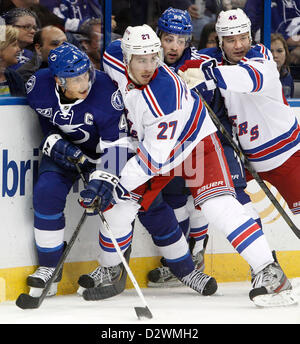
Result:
[195, 88, 300, 239]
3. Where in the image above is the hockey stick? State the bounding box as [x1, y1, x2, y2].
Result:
[16, 210, 88, 309]
[75, 164, 153, 320]
[195, 88, 300, 239]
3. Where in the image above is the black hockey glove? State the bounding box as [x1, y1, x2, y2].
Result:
[41, 133, 93, 172]
[78, 170, 119, 214]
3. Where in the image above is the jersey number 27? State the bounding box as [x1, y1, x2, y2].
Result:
[157, 121, 178, 140]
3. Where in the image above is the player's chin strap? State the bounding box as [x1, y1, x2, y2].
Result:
[194, 88, 300, 239]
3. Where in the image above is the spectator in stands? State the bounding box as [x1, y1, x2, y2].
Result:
[0, 25, 26, 96]
[0, 0, 39, 15]
[51, 0, 103, 33]
[188, 1, 218, 47]
[28, 4, 64, 29]
[221, 0, 247, 10]
[112, 0, 148, 36]
[0, 0, 65, 30]
[271, 33, 294, 99]
[245, 0, 300, 80]
[2, 8, 40, 69]
[198, 22, 217, 49]
[39, 0, 59, 12]
[77, 18, 101, 70]
[17, 25, 67, 83]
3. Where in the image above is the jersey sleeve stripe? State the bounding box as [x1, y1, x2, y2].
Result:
[169, 94, 205, 161]
[257, 43, 271, 60]
[244, 120, 300, 161]
[240, 64, 263, 92]
[143, 86, 165, 118]
[103, 51, 126, 74]
[162, 65, 183, 110]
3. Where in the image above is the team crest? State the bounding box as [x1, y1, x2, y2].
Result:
[36, 107, 53, 118]
[111, 89, 124, 111]
[25, 75, 36, 94]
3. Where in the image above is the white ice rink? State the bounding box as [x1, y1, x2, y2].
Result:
[1, 280, 300, 325]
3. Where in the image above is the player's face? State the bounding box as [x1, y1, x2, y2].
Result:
[129, 53, 159, 85]
[62, 71, 90, 99]
[222, 32, 251, 64]
[271, 39, 286, 71]
[160, 32, 187, 65]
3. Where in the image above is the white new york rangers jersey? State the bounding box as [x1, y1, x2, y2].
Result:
[103, 40, 217, 191]
[199, 44, 300, 172]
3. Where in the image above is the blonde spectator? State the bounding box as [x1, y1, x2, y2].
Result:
[2, 7, 40, 69]
[0, 24, 25, 96]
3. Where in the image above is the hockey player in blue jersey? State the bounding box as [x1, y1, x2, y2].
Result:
[25, 42, 132, 297]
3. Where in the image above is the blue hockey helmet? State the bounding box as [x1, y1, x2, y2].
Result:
[157, 7, 193, 36]
[48, 42, 91, 78]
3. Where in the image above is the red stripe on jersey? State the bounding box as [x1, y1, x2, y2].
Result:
[231, 222, 261, 249]
[168, 99, 203, 161]
[249, 124, 300, 159]
[145, 86, 164, 117]
[103, 52, 125, 70]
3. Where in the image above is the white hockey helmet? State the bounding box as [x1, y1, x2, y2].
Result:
[216, 8, 252, 46]
[121, 24, 162, 65]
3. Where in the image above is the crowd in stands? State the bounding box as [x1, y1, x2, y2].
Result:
[0, 0, 299, 98]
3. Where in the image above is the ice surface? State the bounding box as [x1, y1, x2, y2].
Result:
[1, 279, 300, 325]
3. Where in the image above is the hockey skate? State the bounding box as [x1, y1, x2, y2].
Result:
[249, 258, 297, 307]
[27, 266, 63, 297]
[147, 235, 208, 288]
[180, 269, 217, 296]
[78, 246, 131, 301]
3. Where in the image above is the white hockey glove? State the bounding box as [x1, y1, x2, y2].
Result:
[178, 59, 218, 91]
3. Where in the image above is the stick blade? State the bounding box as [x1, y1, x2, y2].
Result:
[16, 293, 40, 309]
[134, 306, 153, 320]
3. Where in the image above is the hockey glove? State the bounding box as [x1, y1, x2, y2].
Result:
[42, 133, 93, 172]
[178, 59, 218, 91]
[79, 170, 119, 214]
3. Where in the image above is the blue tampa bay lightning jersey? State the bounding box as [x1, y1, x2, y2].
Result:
[26, 69, 128, 163]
